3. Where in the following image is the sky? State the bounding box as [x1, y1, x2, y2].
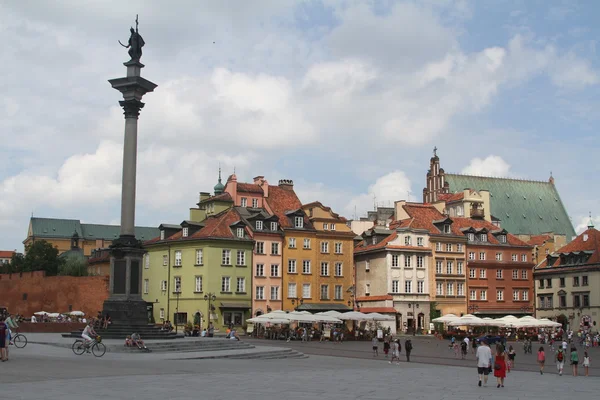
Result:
[1, 0, 599, 252]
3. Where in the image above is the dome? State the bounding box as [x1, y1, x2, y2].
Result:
[214, 167, 225, 195]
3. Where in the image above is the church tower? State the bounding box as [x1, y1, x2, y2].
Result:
[423, 147, 450, 203]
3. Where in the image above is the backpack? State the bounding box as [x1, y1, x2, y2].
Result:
[557, 352, 564, 362]
[405, 340, 412, 351]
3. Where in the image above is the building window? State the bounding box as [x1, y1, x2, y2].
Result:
[365, 260, 370, 271]
[457, 243, 463, 252]
[222, 311, 243, 326]
[288, 259, 297, 273]
[444, 225, 451, 234]
[252, 198, 258, 208]
[547, 279, 553, 288]
[392, 280, 400, 293]
[174, 276, 182, 293]
[499, 235, 506, 243]
[288, 237, 296, 248]
[479, 252, 486, 261]
[334, 285, 343, 300]
[294, 216, 304, 228]
[321, 241, 329, 253]
[256, 242, 264, 254]
[546, 296, 553, 308]
[405, 281, 412, 293]
[480, 290, 487, 300]
[404, 256, 412, 268]
[457, 283, 464, 296]
[559, 277, 565, 287]
[270, 286, 279, 300]
[521, 270, 527, 279]
[236, 228, 245, 238]
[236, 250, 246, 266]
[521, 254, 527, 262]
[236, 277, 245, 293]
[288, 283, 297, 298]
[418, 280, 425, 294]
[470, 289, 476, 300]
[467, 233, 475, 241]
[582, 276, 588, 286]
[417, 256, 424, 268]
[159, 308, 165, 320]
[479, 269, 486, 279]
[573, 276, 580, 287]
[512, 269, 518, 279]
[323, 223, 328, 230]
[174, 250, 182, 266]
[303, 238, 311, 249]
[522, 290, 528, 301]
[559, 295, 566, 308]
[256, 221, 263, 230]
[446, 261, 453, 274]
[302, 260, 311, 274]
[457, 261, 463, 275]
[335, 242, 343, 254]
[436, 242, 442, 251]
[538, 279, 544, 289]
[221, 277, 231, 292]
[144, 254, 150, 269]
[256, 264, 264, 277]
[436, 261, 443, 274]
[583, 294, 590, 307]
[511, 254, 517, 262]
[330, 224, 336, 231]
[417, 237, 424, 246]
[436, 282, 443, 295]
[469, 268, 476, 278]
[496, 253, 502, 261]
[255, 286, 264, 300]
[195, 276, 203, 293]
[480, 234, 487, 242]
[469, 252, 475, 260]
[335, 262, 343, 276]
[320, 285, 329, 300]
[143, 279, 149, 294]
[372, 237, 377, 245]
[271, 242, 279, 255]
[496, 290, 503, 301]
[161, 280, 167, 291]
[195, 249, 203, 265]
[182, 227, 188, 238]
[446, 283, 454, 295]
[163, 255, 168, 266]
[320, 262, 329, 276]
[271, 222, 278, 231]
[513, 290, 519, 301]
[392, 255, 399, 267]
[302, 283, 311, 298]
[405, 236, 412, 246]
[222, 249, 231, 265]
[241, 198, 247, 207]
[270, 264, 279, 277]
[496, 270, 503, 279]
[446, 243, 452, 252]
[160, 230, 165, 240]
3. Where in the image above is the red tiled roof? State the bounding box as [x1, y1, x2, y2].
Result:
[354, 232, 398, 253]
[527, 234, 552, 246]
[359, 307, 397, 314]
[438, 192, 465, 203]
[199, 192, 233, 204]
[538, 228, 600, 268]
[237, 183, 264, 194]
[356, 295, 392, 302]
[265, 185, 303, 229]
[0, 251, 15, 259]
[302, 201, 348, 222]
[450, 217, 530, 247]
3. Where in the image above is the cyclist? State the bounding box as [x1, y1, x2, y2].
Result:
[5, 313, 18, 345]
[81, 321, 97, 352]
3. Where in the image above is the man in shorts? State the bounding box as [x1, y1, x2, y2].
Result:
[476, 339, 492, 387]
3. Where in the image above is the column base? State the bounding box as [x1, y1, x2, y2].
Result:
[110, 235, 143, 250]
[102, 298, 149, 325]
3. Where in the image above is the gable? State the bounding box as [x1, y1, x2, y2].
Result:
[444, 174, 575, 237]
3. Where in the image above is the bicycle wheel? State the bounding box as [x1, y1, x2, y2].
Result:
[92, 342, 106, 357]
[72, 340, 86, 355]
[13, 334, 28, 348]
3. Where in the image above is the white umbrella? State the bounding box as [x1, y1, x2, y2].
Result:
[287, 312, 319, 323]
[69, 311, 85, 316]
[432, 314, 459, 323]
[313, 314, 343, 323]
[339, 311, 368, 321]
[537, 318, 562, 328]
[317, 310, 343, 318]
[47, 313, 61, 318]
[494, 315, 520, 327]
[482, 317, 506, 327]
[448, 314, 487, 327]
[34, 311, 48, 315]
[247, 316, 290, 324]
[365, 312, 395, 321]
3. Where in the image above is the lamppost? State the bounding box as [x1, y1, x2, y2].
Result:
[520, 305, 532, 315]
[175, 291, 180, 334]
[407, 303, 419, 336]
[290, 297, 303, 311]
[203, 293, 217, 329]
[468, 304, 479, 314]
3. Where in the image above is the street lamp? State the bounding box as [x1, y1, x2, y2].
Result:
[290, 297, 303, 311]
[407, 303, 419, 336]
[520, 305, 532, 315]
[203, 293, 217, 331]
[175, 291, 180, 334]
[468, 304, 479, 314]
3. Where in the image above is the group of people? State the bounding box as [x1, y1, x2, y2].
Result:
[372, 336, 413, 364]
[538, 342, 592, 377]
[0, 312, 19, 362]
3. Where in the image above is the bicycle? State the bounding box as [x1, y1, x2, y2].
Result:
[10, 332, 28, 348]
[72, 336, 106, 357]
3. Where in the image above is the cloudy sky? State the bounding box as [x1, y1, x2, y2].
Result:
[1, 0, 599, 251]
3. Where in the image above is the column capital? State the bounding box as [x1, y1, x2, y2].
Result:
[119, 99, 145, 119]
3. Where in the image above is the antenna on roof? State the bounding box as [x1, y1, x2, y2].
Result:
[373, 195, 377, 211]
[354, 205, 357, 220]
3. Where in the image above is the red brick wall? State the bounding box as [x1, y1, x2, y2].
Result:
[0, 271, 109, 318]
[17, 322, 85, 333]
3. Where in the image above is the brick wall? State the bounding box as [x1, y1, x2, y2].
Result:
[0, 271, 109, 318]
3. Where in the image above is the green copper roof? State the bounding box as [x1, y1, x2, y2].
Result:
[28, 217, 160, 242]
[444, 174, 575, 237]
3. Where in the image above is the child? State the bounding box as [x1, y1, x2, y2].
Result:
[537, 346, 545, 375]
[372, 336, 379, 357]
[582, 351, 590, 376]
[125, 335, 132, 347]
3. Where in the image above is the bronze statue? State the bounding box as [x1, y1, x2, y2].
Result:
[119, 15, 145, 62]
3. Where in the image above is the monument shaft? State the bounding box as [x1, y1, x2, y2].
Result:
[120, 110, 139, 237]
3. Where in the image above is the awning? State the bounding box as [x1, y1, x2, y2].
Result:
[295, 303, 352, 312]
[219, 302, 251, 309]
[359, 307, 397, 314]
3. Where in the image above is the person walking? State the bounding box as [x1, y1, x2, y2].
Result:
[507, 345, 516, 371]
[461, 340, 468, 359]
[476, 339, 492, 387]
[372, 336, 379, 357]
[389, 339, 400, 365]
[405, 339, 412, 362]
[383, 336, 390, 358]
[582, 351, 590, 376]
[537, 346, 545, 375]
[0, 316, 7, 362]
[570, 346, 579, 377]
[493, 344, 507, 388]
[555, 348, 565, 376]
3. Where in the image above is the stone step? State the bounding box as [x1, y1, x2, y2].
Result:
[220, 349, 307, 360]
[118, 341, 253, 353]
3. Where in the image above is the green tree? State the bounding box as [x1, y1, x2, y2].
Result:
[58, 257, 89, 277]
[22, 240, 63, 276]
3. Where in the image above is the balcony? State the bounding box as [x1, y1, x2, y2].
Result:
[470, 208, 484, 218]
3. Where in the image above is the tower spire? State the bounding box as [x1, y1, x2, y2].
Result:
[588, 212, 594, 229]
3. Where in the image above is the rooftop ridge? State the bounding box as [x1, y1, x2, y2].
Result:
[446, 172, 551, 185]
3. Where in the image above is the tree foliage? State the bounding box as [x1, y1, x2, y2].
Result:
[58, 257, 89, 277]
[2, 240, 64, 276]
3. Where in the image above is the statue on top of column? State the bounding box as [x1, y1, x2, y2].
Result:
[119, 15, 145, 62]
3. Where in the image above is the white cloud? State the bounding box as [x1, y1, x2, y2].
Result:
[461, 155, 512, 177]
[575, 214, 599, 234]
[346, 171, 415, 217]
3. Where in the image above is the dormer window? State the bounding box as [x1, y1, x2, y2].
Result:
[256, 221, 263, 230]
[330, 224, 336, 231]
[182, 227, 189, 238]
[271, 222, 278, 231]
[294, 216, 304, 228]
[323, 223, 328, 230]
[499, 235, 506, 243]
[160, 230, 165, 240]
[467, 233, 475, 241]
[480, 234, 487, 242]
[252, 198, 258, 208]
[236, 228, 245, 238]
[405, 236, 412, 246]
[372, 237, 377, 245]
[241, 198, 247, 207]
[444, 225, 451, 234]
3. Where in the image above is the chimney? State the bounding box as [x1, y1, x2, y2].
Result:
[253, 176, 265, 184]
[199, 192, 211, 202]
[394, 200, 409, 220]
[278, 179, 294, 191]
